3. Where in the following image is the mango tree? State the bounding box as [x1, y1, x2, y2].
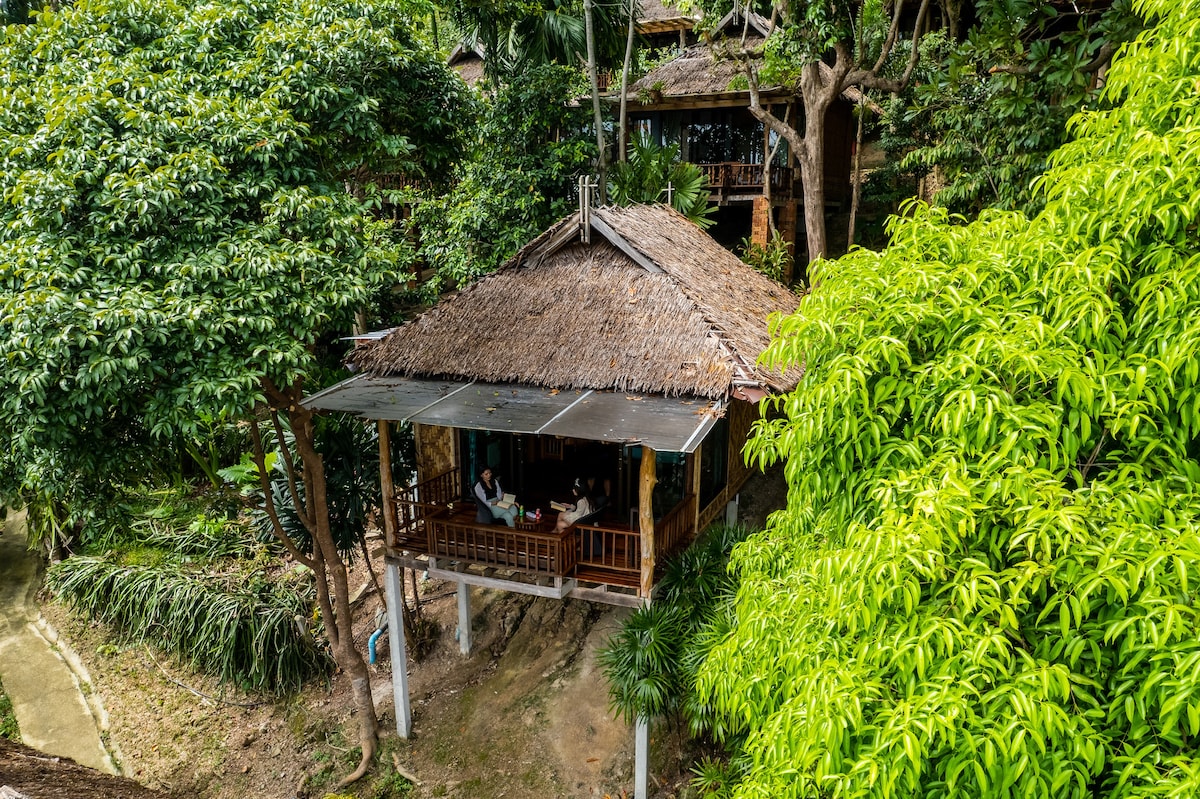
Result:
[0, 0, 466, 781]
[696, 0, 1200, 795]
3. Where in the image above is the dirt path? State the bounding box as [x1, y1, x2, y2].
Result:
[0, 509, 116, 774]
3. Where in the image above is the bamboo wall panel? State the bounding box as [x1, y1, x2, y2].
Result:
[416, 424, 456, 485]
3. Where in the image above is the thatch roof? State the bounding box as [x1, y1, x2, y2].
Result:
[629, 40, 769, 99]
[0, 738, 170, 799]
[351, 204, 802, 400]
[447, 42, 487, 88]
[626, 38, 877, 109]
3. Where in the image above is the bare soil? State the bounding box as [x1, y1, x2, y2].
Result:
[35, 466, 788, 799]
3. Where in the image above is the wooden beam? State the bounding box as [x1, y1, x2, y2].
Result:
[639, 447, 658, 598]
[378, 420, 398, 549]
[589, 215, 662, 273]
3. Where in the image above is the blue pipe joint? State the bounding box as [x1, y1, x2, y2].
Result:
[368, 625, 387, 664]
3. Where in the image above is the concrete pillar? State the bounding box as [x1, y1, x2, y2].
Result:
[457, 581, 472, 655]
[635, 716, 650, 799]
[725, 493, 739, 527]
[384, 563, 412, 737]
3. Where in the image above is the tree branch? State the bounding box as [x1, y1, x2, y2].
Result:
[248, 416, 315, 569]
[852, 0, 932, 93]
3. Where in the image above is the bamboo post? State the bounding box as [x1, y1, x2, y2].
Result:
[378, 420, 398, 550]
[689, 449, 703, 535]
[639, 447, 657, 598]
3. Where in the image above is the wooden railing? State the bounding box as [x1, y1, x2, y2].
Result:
[390, 469, 699, 589]
[428, 519, 577, 577]
[699, 162, 798, 198]
[393, 468, 459, 549]
[656, 493, 697, 560]
[575, 524, 641, 576]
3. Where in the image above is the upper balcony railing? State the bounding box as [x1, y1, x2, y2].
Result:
[699, 162, 797, 200]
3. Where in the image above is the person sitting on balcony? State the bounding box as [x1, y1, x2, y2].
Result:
[474, 467, 517, 527]
[554, 480, 593, 533]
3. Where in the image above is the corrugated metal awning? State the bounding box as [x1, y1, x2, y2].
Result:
[302, 375, 726, 453]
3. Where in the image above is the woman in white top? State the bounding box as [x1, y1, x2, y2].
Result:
[554, 482, 592, 533]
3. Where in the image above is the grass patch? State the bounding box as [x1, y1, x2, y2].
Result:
[46, 557, 328, 694]
[0, 673, 20, 741]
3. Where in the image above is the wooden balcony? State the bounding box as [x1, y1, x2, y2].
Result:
[388, 469, 699, 603]
[699, 162, 798, 202]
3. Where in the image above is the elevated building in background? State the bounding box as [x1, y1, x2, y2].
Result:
[612, 8, 862, 272]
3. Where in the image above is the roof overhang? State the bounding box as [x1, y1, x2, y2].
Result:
[303, 376, 727, 453]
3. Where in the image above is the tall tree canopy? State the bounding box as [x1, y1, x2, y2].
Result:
[0, 0, 466, 780]
[0, 0, 465, 496]
[883, 0, 1141, 217]
[697, 0, 1200, 795]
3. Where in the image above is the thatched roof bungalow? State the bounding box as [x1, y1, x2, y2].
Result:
[615, 10, 864, 264]
[306, 203, 800, 609]
[304, 204, 801, 782]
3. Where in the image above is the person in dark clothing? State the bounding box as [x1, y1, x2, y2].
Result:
[474, 467, 517, 527]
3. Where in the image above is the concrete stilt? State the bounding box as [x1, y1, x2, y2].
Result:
[457, 581, 472, 655]
[635, 716, 649, 799]
[725, 493, 739, 526]
[384, 563, 412, 737]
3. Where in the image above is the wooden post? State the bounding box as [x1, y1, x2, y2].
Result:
[378, 421, 398, 550]
[689, 450, 702, 535]
[635, 715, 650, 799]
[639, 447, 657, 598]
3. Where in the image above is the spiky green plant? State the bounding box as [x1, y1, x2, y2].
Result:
[608, 136, 716, 228]
[47, 557, 327, 693]
[600, 524, 750, 726]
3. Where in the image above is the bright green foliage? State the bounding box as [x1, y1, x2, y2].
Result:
[47, 556, 327, 693]
[608, 136, 716, 228]
[697, 1, 1200, 796]
[413, 64, 595, 286]
[0, 0, 467, 501]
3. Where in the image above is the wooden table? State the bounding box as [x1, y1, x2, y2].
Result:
[514, 516, 552, 533]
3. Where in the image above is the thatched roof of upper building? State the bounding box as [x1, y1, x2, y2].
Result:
[350, 204, 802, 401]
[448, 42, 487, 88]
[629, 39, 774, 100]
[625, 29, 877, 108]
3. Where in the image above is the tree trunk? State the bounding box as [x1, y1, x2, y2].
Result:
[619, 0, 638, 161]
[618, 0, 636, 162]
[289, 405, 379, 787]
[796, 78, 832, 263]
[583, 0, 608, 201]
[847, 92, 866, 249]
[252, 382, 380, 787]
